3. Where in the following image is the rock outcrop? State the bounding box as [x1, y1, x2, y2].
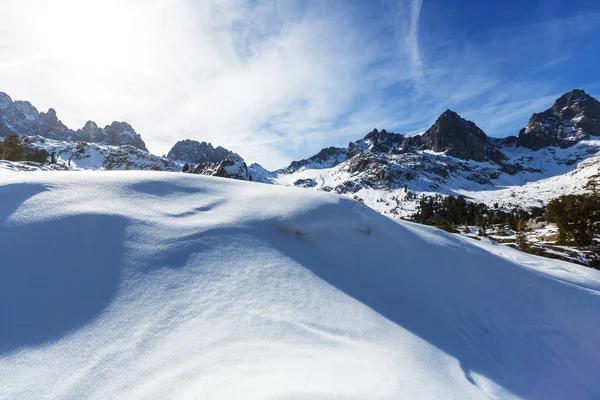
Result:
[188, 159, 250, 180]
[167, 139, 242, 164]
[517, 89, 600, 150]
[409, 110, 490, 162]
[0, 91, 149, 151]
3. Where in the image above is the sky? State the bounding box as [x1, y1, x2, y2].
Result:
[1, 0, 599, 169]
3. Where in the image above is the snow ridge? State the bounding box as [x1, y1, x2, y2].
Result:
[1, 172, 600, 399]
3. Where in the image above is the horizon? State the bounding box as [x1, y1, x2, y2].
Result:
[1, 0, 600, 169]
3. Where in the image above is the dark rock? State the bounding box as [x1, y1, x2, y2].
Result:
[188, 159, 249, 180]
[410, 110, 490, 162]
[517, 89, 600, 150]
[168, 139, 242, 165]
[103, 121, 148, 152]
[0, 91, 150, 151]
[280, 146, 347, 174]
[33, 108, 72, 140]
[293, 178, 317, 188]
[73, 121, 107, 143]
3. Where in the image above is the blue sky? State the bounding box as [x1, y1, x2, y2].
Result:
[1, 0, 599, 168]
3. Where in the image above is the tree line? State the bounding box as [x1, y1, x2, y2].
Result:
[411, 186, 599, 247]
[1, 134, 54, 164]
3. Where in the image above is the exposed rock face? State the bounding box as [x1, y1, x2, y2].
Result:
[0, 91, 149, 151]
[188, 159, 249, 180]
[33, 108, 73, 140]
[293, 178, 317, 188]
[0, 92, 12, 110]
[167, 139, 242, 164]
[517, 89, 600, 150]
[73, 121, 107, 143]
[0, 96, 40, 134]
[103, 121, 148, 152]
[281, 146, 348, 174]
[410, 110, 490, 161]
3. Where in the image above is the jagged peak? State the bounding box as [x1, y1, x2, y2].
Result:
[550, 89, 598, 111]
[0, 92, 13, 109]
[106, 121, 135, 131]
[40, 108, 59, 124]
[439, 109, 460, 118]
[81, 120, 100, 130]
[167, 139, 242, 164]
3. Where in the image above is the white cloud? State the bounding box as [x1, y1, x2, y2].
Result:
[0, 0, 598, 169]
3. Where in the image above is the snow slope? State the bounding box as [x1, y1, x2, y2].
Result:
[23, 136, 181, 171]
[272, 140, 600, 217]
[1, 171, 600, 399]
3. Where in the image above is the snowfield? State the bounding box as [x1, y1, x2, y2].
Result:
[1, 170, 600, 399]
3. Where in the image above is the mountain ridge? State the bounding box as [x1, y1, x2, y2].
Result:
[0, 92, 148, 151]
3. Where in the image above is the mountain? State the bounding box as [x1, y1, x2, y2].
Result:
[167, 139, 243, 164]
[7, 136, 180, 172]
[280, 146, 349, 174]
[264, 90, 600, 212]
[0, 92, 148, 151]
[517, 89, 600, 150]
[408, 109, 497, 162]
[1, 171, 600, 398]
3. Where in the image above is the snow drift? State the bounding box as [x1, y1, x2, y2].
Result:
[1, 171, 600, 399]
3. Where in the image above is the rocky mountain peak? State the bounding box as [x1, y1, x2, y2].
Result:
[73, 120, 107, 143]
[0, 92, 12, 110]
[412, 109, 489, 161]
[41, 108, 58, 124]
[551, 89, 598, 115]
[34, 108, 71, 140]
[0, 91, 150, 152]
[167, 139, 242, 164]
[103, 121, 148, 152]
[82, 120, 99, 130]
[517, 89, 600, 150]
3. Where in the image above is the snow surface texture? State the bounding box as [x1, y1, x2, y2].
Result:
[1, 171, 600, 399]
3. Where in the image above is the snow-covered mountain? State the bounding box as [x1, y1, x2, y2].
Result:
[261, 90, 600, 217]
[1, 170, 600, 399]
[517, 89, 600, 150]
[0, 92, 148, 151]
[15, 136, 181, 172]
[2, 88, 599, 216]
[167, 139, 243, 165]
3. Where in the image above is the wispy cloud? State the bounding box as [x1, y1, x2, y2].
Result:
[0, 0, 599, 169]
[408, 0, 424, 80]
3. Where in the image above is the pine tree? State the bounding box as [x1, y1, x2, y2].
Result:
[1, 134, 24, 161]
[547, 194, 598, 246]
[516, 218, 531, 252]
[463, 221, 470, 234]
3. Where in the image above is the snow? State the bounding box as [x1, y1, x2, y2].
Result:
[13, 137, 182, 172]
[1, 171, 600, 399]
[268, 140, 600, 216]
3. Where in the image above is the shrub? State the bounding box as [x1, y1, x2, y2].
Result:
[23, 148, 49, 164]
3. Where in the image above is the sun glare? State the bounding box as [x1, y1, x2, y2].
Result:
[28, 0, 150, 74]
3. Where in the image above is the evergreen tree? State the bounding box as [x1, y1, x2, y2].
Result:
[1, 134, 24, 161]
[516, 219, 531, 252]
[547, 194, 599, 246]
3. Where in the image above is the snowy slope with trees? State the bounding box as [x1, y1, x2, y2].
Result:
[1, 170, 600, 399]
